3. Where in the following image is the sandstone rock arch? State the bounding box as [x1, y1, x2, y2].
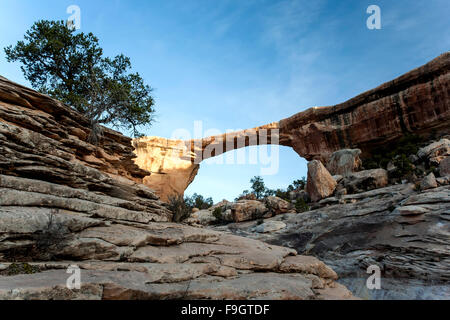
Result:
[133, 52, 450, 201]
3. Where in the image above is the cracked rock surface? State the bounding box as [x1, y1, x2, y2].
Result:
[214, 184, 450, 299]
[0, 76, 354, 300]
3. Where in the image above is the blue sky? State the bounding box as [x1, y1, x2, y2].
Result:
[1, 0, 449, 202]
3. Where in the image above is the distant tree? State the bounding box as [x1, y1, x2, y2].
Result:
[185, 193, 213, 210]
[250, 176, 267, 199]
[288, 177, 306, 191]
[4, 20, 155, 137]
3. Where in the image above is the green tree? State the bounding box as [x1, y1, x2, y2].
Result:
[250, 176, 267, 199]
[184, 193, 213, 210]
[4, 20, 155, 137]
[287, 177, 306, 192]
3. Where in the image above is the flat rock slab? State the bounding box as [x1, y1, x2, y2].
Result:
[0, 262, 354, 300]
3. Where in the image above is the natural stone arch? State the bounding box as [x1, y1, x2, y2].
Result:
[133, 53, 450, 201]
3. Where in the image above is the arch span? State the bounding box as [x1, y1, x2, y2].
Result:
[133, 53, 450, 201]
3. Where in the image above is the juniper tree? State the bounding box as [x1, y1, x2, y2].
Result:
[5, 20, 155, 137]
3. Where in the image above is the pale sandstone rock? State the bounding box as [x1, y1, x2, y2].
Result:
[230, 200, 269, 222]
[306, 160, 337, 202]
[327, 149, 362, 176]
[421, 173, 438, 190]
[254, 221, 287, 233]
[417, 139, 450, 160]
[264, 196, 295, 215]
[279, 255, 338, 280]
[395, 206, 429, 216]
[0, 269, 349, 300]
[342, 169, 388, 194]
[185, 209, 217, 225]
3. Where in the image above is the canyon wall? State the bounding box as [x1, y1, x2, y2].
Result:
[134, 52, 450, 201]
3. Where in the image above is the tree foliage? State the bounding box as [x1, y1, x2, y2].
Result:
[238, 176, 307, 201]
[4, 20, 155, 137]
[184, 193, 213, 210]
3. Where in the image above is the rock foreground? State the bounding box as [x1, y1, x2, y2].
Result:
[0, 76, 354, 300]
[133, 52, 450, 201]
[214, 183, 450, 299]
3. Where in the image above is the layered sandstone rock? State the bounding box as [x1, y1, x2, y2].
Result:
[0, 205, 353, 300]
[134, 52, 450, 200]
[0, 76, 353, 300]
[215, 183, 450, 300]
[132, 137, 199, 202]
[0, 76, 171, 222]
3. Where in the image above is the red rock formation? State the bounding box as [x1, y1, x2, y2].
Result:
[135, 52, 450, 200]
[279, 52, 450, 161]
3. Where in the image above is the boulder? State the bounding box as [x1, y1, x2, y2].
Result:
[395, 205, 429, 216]
[186, 209, 217, 225]
[417, 139, 450, 162]
[231, 200, 269, 222]
[437, 176, 450, 186]
[342, 169, 389, 194]
[306, 160, 337, 202]
[440, 157, 450, 177]
[421, 173, 438, 190]
[289, 190, 310, 203]
[254, 221, 287, 233]
[264, 196, 295, 215]
[327, 149, 362, 176]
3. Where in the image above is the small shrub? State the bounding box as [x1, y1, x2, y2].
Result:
[365, 134, 423, 181]
[295, 199, 309, 213]
[1, 263, 41, 276]
[168, 195, 191, 222]
[32, 210, 71, 260]
[413, 182, 421, 191]
[212, 207, 224, 221]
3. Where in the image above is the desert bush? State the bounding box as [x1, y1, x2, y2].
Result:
[295, 198, 310, 213]
[365, 134, 423, 180]
[168, 195, 191, 222]
[212, 207, 224, 222]
[32, 211, 71, 260]
[1, 263, 41, 276]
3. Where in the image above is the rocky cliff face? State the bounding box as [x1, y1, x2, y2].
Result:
[132, 137, 199, 202]
[134, 52, 450, 200]
[0, 76, 353, 300]
[0, 76, 172, 222]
